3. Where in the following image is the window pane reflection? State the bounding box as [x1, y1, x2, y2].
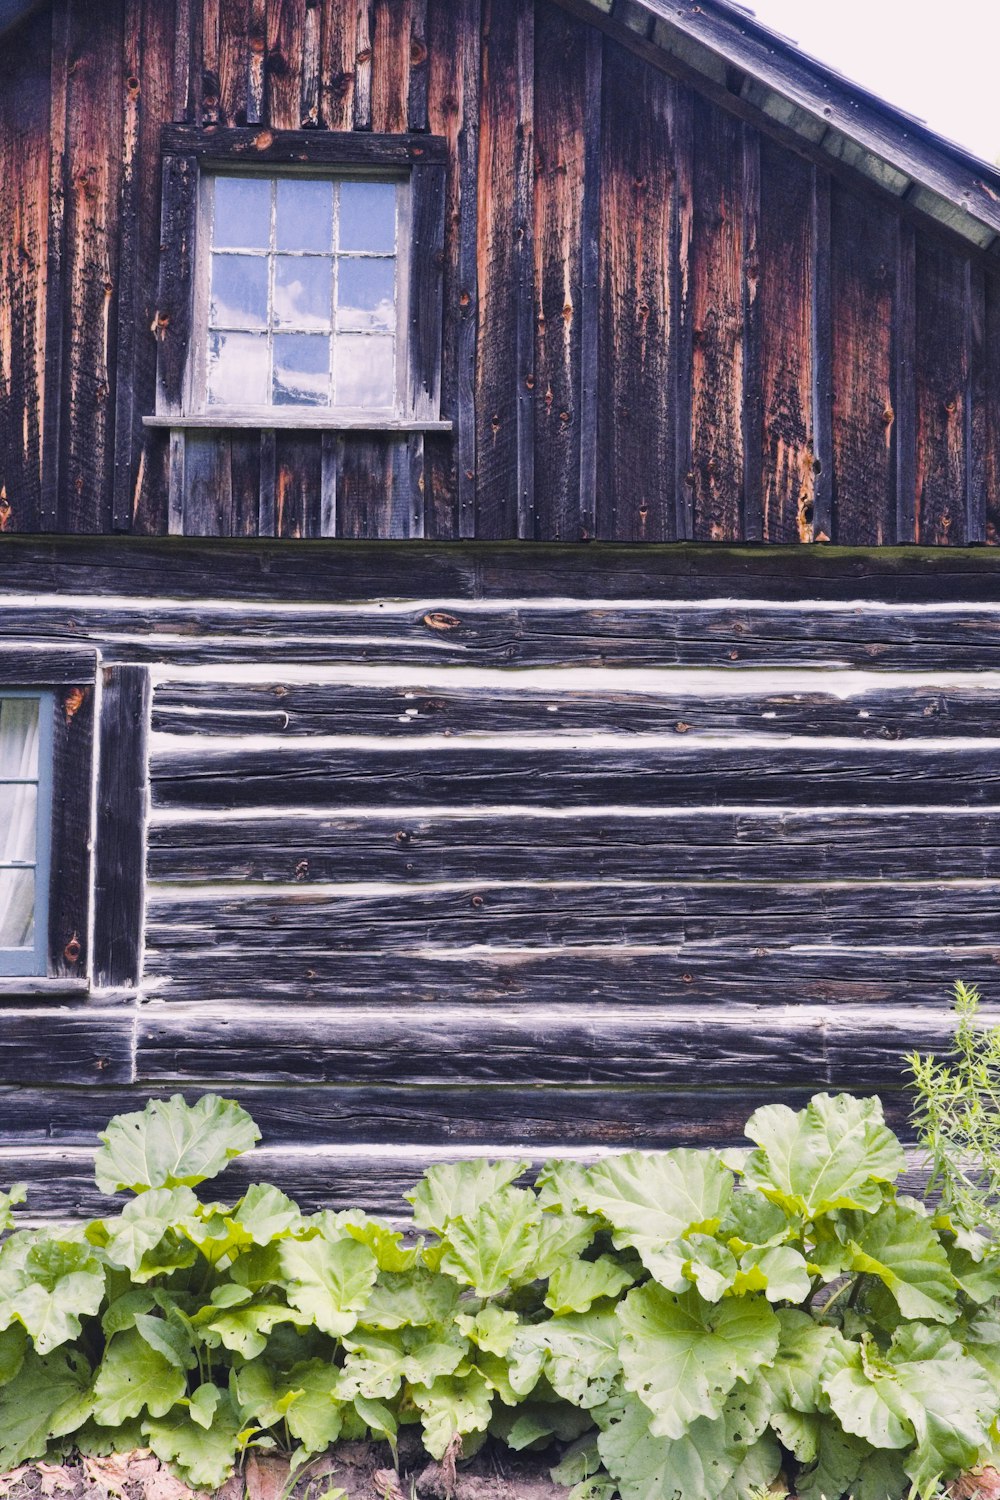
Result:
[211, 255, 269, 328]
[339, 181, 396, 252]
[273, 334, 330, 406]
[337, 259, 395, 332]
[274, 258, 333, 330]
[207, 332, 269, 406]
[276, 179, 334, 252]
[214, 177, 271, 250]
[335, 335, 394, 407]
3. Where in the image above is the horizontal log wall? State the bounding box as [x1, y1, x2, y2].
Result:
[1, 0, 999, 541]
[3, 539, 1000, 1213]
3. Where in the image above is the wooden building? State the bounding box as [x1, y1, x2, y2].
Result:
[2, 0, 1000, 1213]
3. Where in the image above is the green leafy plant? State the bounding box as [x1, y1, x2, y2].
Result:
[908, 982, 1000, 1240]
[1, 1091, 1000, 1499]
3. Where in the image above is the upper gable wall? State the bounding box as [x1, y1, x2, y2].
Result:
[1, 0, 999, 543]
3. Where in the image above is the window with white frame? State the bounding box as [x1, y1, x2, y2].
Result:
[0, 694, 53, 977]
[196, 172, 406, 415]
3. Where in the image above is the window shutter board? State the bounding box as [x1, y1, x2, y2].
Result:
[155, 152, 199, 416]
[47, 682, 95, 981]
[408, 160, 446, 421]
[93, 666, 151, 990]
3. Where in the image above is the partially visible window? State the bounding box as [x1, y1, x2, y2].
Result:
[196, 172, 405, 415]
[0, 693, 53, 977]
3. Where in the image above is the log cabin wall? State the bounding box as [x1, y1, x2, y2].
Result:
[2, 0, 1000, 543]
[4, 538, 1000, 1212]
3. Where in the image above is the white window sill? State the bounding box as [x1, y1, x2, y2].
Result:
[144, 413, 452, 432]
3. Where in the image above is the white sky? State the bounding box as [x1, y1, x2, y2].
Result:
[742, 0, 1000, 167]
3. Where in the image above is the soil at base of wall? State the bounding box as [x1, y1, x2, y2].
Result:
[0, 1440, 571, 1500]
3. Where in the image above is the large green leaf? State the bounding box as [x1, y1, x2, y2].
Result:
[103, 1187, 200, 1273]
[0, 1237, 105, 1354]
[512, 1308, 621, 1411]
[531, 1211, 597, 1281]
[410, 1369, 494, 1460]
[842, 1202, 958, 1323]
[0, 1347, 91, 1467]
[406, 1159, 529, 1233]
[760, 1309, 846, 1416]
[279, 1235, 377, 1336]
[0, 1325, 26, 1387]
[92, 1328, 187, 1426]
[340, 1325, 468, 1400]
[313, 1209, 419, 1272]
[617, 1285, 779, 1438]
[545, 1254, 636, 1315]
[795, 1424, 874, 1500]
[278, 1359, 345, 1453]
[455, 1303, 520, 1356]
[577, 1151, 733, 1279]
[597, 1384, 779, 1500]
[227, 1183, 301, 1245]
[734, 1244, 811, 1303]
[143, 1392, 242, 1488]
[742, 1093, 904, 1218]
[95, 1095, 260, 1194]
[0, 1184, 26, 1233]
[821, 1324, 995, 1488]
[358, 1268, 459, 1330]
[438, 1187, 541, 1296]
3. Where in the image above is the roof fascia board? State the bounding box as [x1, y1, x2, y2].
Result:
[601, 0, 1000, 241]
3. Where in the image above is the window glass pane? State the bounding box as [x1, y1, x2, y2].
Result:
[273, 334, 330, 406]
[213, 176, 271, 251]
[274, 257, 333, 330]
[336, 258, 395, 332]
[207, 331, 270, 406]
[210, 255, 269, 329]
[0, 868, 34, 949]
[0, 698, 39, 778]
[276, 179, 334, 252]
[334, 334, 394, 407]
[0, 784, 37, 865]
[339, 181, 396, 253]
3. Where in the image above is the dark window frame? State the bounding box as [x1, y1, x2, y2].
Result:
[147, 128, 449, 434]
[0, 650, 97, 992]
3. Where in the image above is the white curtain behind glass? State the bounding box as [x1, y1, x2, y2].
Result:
[0, 699, 40, 949]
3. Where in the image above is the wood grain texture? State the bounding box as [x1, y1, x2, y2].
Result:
[596, 40, 674, 541]
[372, 0, 409, 133]
[93, 665, 151, 988]
[915, 238, 969, 546]
[690, 96, 745, 541]
[0, 7, 52, 534]
[758, 137, 815, 543]
[59, 0, 124, 532]
[133, 1002, 979, 1089]
[48, 682, 95, 980]
[987, 271, 1000, 547]
[830, 186, 896, 545]
[474, 0, 528, 538]
[532, 1, 587, 540]
[148, 807, 1000, 886]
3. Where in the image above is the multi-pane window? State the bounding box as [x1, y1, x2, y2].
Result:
[200, 173, 402, 413]
[0, 694, 52, 976]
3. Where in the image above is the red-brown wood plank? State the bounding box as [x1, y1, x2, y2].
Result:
[423, 0, 479, 539]
[59, 0, 125, 532]
[0, 6, 51, 533]
[595, 41, 674, 541]
[318, 0, 355, 130]
[474, 0, 531, 538]
[266, 0, 308, 130]
[689, 96, 745, 541]
[829, 184, 895, 545]
[914, 237, 969, 546]
[372, 0, 409, 133]
[758, 137, 815, 543]
[531, 0, 587, 540]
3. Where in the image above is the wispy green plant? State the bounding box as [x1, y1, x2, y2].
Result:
[908, 983, 1000, 1236]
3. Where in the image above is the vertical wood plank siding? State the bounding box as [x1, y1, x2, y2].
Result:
[1, 0, 999, 543]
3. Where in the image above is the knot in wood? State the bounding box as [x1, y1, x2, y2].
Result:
[64, 934, 82, 965]
[422, 610, 461, 632]
[470, 894, 485, 909]
[294, 860, 309, 880]
[63, 686, 88, 722]
[395, 830, 412, 846]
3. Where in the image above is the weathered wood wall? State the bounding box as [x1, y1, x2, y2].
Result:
[1, 0, 999, 542]
[4, 538, 1000, 1213]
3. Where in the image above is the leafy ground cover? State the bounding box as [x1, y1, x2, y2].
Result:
[5, 1009, 1000, 1498]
